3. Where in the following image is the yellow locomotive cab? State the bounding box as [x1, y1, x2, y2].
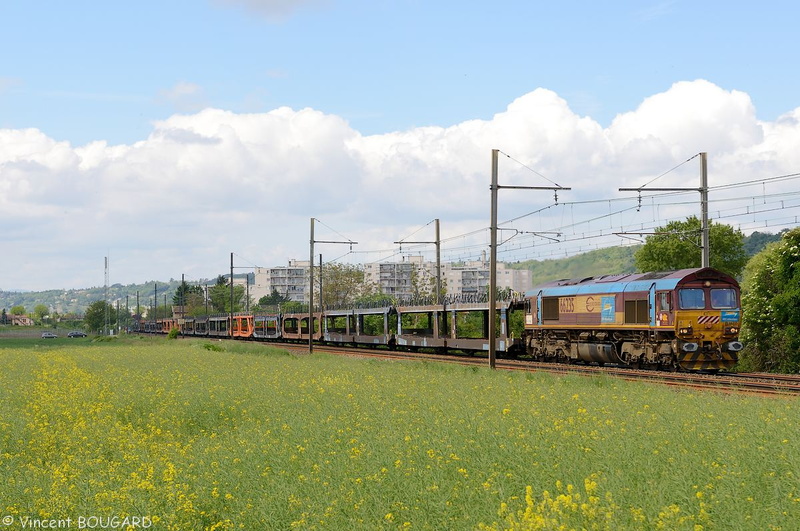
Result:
[673, 309, 742, 371]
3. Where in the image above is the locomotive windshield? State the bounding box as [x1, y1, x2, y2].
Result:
[678, 288, 705, 309]
[710, 288, 737, 309]
[679, 288, 738, 309]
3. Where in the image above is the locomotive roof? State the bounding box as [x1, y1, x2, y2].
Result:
[527, 267, 738, 297]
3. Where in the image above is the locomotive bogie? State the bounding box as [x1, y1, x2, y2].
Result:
[620, 340, 673, 367]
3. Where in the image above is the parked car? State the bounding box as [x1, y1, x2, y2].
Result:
[41, 332, 58, 339]
[67, 331, 88, 338]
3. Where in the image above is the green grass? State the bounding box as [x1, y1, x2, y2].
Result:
[0, 337, 798, 530]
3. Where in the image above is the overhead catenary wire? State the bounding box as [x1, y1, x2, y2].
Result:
[298, 166, 800, 270]
[497, 150, 564, 188]
[395, 219, 436, 244]
[314, 218, 357, 246]
[636, 153, 701, 189]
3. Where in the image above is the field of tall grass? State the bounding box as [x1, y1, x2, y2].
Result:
[0, 336, 798, 530]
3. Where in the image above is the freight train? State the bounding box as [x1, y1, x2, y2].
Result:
[138, 267, 742, 372]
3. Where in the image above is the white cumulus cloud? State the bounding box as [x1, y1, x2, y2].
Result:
[1, 79, 799, 291]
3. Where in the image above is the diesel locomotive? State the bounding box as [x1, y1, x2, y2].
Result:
[522, 267, 743, 371]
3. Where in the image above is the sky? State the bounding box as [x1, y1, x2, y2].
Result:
[1, 0, 800, 292]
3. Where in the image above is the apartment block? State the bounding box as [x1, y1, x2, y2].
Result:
[250, 260, 311, 303]
[246, 256, 532, 305]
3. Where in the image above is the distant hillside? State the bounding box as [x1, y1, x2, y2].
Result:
[743, 230, 786, 255]
[0, 280, 187, 317]
[510, 245, 639, 285]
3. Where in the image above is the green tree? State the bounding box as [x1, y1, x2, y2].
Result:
[739, 228, 800, 373]
[354, 291, 396, 307]
[185, 292, 208, 317]
[409, 265, 445, 301]
[10, 305, 26, 315]
[173, 280, 203, 306]
[33, 304, 49, 324]
[320, 263, 377, 308]
[256, 289, 291, 309]
[84, 300, 117, 333]
[208, 275, 246, 313]
[173, 280, 205, 316]
[634, 216, 747, 277]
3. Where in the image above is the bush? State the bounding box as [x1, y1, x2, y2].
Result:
[203, 342, 224, 352]
[167, 327, 180, 340]
[739, 228, 800, 372]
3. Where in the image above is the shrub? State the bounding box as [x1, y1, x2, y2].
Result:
[740, 228, 800, 372]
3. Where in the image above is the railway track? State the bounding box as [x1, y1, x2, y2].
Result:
[278, 342, 800, 397]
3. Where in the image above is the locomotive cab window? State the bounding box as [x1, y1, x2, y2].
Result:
[710, 288, 737, 309]
[679, 289, 705, 309]
[657, 292, 671, 312]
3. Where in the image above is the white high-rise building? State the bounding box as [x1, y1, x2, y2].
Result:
[443, 254, 532, 297]
[250, 260, 311, 303]
[247, 256, 532, 305]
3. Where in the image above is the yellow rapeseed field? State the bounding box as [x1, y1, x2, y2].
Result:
[0, 337, 798, 530]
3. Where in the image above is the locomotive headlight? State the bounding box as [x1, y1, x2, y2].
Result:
[679, 326, 693, 336]
[724, 326, 739, 335]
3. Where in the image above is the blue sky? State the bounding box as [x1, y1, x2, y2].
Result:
[1, 0, 800, 293]
[3, 0, 796, 146]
